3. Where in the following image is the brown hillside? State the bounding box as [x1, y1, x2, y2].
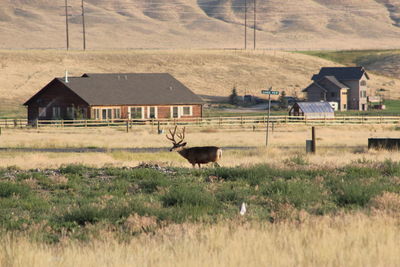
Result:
[2, 0, 400, 49]
[0, 50, 398, 113]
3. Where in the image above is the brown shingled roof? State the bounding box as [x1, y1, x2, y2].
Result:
[54, 73, 204, 105]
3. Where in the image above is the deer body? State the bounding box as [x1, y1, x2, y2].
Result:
[166, 126, 222, 168]
[178, 146, 222, 168]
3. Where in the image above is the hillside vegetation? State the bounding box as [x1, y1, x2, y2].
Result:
[2, 0, 400, 49]
[1, 50, 399, 118]
[301, 50, 400, 80]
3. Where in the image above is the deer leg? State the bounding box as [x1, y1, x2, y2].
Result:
[198, 163, 201, 168]
[192, 163, 196, 168]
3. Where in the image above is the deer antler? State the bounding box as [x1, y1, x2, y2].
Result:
[166, 126, 185, 144]
[176, 127, 185, 142]
[166, 125, 178, 143]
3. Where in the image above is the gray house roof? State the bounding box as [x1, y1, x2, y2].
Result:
[311, 67, 369, 81]
[296, 102, 334, 114]
[26, 73, 204, 106]
[322, 76, 349, 89]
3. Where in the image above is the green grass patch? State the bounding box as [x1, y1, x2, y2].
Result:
[0, 163, 399, 242]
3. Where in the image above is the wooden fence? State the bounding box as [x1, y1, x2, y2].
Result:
[1, 116, 400, 129]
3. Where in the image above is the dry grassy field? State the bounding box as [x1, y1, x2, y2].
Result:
[0, 125, 400, 169]
[2, 213, 400, 267]
[1, 125, 400, 266]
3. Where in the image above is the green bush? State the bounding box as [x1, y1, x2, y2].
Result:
[60, 164, 89, 175]
[0, 182, 31, 198]
[162, 185, 217, 208]
[263, 179, 326, 209]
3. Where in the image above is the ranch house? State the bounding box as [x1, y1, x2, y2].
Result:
[24, 73, 204, 124]
[302, 67, 369, 111]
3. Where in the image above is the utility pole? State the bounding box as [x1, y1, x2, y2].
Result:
[81, 0, 86, 50]
[253, 0, 256, 50]
[64, 0, 70, 50]
[244, 0, 247, 49]
[266, 87, 271, 147]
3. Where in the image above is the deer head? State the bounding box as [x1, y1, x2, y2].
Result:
[166, 126, 187, 152]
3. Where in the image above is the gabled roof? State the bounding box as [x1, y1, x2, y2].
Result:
[322, 76, 349, 89]
[302, 82, 327, 93]
[312, 67, 369, 81]
[26, 73, 204, 106]
[295, 102, 334, 113]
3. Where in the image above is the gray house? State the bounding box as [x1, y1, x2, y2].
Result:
[302, 67, 369, 111]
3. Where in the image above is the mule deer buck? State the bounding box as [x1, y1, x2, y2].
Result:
[166, 126, 222, 168]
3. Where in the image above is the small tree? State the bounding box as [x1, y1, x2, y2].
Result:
[279, 91, 289, 109]
[229, 86, 239, 105]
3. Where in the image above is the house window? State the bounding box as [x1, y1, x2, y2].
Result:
[360, 91, 367, 98]
[93, 109, 100, 119]
[330, 92, 336, 98]
[342, 91, 347, 95]
[52, 107, 61, 119]
[113, 108, 121, 119]
[343, 104, 347, 109]
[360, 80, 367, 86]
[130, 107, 143, 119]
[171, 106, 179, 118]
[320, 92, 325, 100]
[182, 106, 193, 116]
[66, 107, 75, 119]
[148, 107, 157, 119]
[38, 107, 47, 118]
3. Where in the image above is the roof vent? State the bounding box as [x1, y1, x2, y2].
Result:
[124, 75, 128, 80]
[65, 70, 69, 83]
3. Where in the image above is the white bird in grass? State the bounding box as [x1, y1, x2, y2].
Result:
[240, 202, 247, 216]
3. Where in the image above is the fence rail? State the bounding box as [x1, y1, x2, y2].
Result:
[0, 116, 399, 129]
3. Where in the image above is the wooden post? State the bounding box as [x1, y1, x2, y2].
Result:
[0, 127, 2, 136]
[126, 120, 129, 133]
[157, 121, 161, 134]
[272, 122, 275, 133]
[311, 126, 316, 154]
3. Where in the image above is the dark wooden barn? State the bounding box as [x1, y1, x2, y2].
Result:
[24, 73, 204, 124]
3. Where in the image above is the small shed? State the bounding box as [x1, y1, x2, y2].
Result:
[289, 102, 334, 119]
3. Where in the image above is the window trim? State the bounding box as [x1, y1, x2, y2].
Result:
[129, 106, 144, 119]
[38, 107, 47, 118]
[52, 107, 61, 119]
[92, 107, 121, 120]
[181, 106, 193, 116]
[147, 106, 158, 119]
[170, 106, 180, 118]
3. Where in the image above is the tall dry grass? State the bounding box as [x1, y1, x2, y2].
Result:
[1, 213, 399, 267]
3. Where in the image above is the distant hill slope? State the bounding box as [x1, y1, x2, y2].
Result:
[0, 50, 398, 105]
[2, 0, 400, 49]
